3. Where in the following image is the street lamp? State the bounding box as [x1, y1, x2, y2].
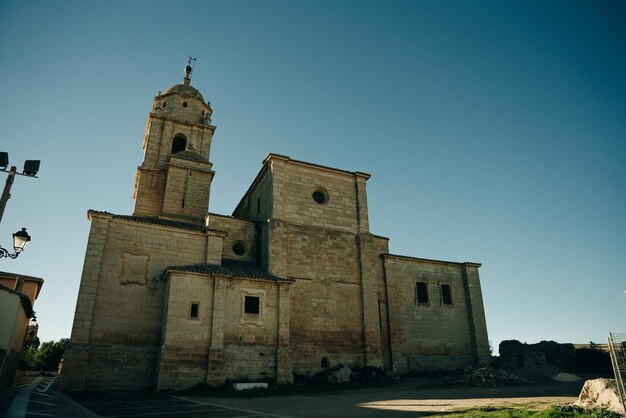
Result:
[0, 227, 31, 259]
[0, 152, 40, 225]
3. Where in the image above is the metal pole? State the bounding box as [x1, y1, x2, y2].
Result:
[0, 166, 16, 225]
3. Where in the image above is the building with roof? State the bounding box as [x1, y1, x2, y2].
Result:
[0, 271, 43, 390]
[60, 66, 490, 391]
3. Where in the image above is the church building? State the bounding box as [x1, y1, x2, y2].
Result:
[61, 66, 490, 391]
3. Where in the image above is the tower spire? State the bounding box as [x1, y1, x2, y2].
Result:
[184, 56, 196, 85]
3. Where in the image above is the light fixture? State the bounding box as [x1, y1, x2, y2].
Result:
[0, 152, 41, 225]
[0, 227, 31, 259]
[0, 152, 8, 170]
[13, 227, 31, 253]
[23, 160, 40, 176]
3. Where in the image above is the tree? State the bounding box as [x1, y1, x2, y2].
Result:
[37, 339, 69, 371]
[21, 338, 70, 371]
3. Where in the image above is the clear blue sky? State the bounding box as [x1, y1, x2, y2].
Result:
[1, 0, 624, 353]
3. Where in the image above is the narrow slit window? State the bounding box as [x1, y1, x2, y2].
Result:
[416, 282, 429, 305]
[244, 296, 260, 314]
[189, 302, 199, 319]
[441, 284, 453, 305]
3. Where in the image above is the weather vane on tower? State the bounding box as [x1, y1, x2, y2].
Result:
[187, 56, 196, 70]
[184, 56, 196, 85]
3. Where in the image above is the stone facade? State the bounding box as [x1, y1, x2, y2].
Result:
[61, 67, 490, 391]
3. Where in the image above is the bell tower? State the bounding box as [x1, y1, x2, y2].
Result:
[133, 62, 216, 225]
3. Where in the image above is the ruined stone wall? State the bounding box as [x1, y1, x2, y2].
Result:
[383, 256, 489, 374]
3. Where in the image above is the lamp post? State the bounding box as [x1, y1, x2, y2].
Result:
[0, 152, 39, 260]
[0, 227, 31, 259]
[0, 152, 40, 224]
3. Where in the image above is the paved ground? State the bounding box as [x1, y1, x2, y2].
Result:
[175, 380, 584, 417]
[1, 373, 98, 417]
[68, 391, 284, 417]
[1, 375, 585, 417]
[67, 379, 584, 418]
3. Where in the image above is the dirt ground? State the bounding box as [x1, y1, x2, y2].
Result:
[173, 378, 586, 417]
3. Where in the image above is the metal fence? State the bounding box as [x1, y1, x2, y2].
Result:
[608, 332, 626, 413]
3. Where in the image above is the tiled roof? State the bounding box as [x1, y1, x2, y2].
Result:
[170, 150, 211, 164]
[265, 153, 371, 178]
[233, 153, 371, 216]
[207, 212, 237, 220]
[382, 253, 481, 268]
[167, 259, 292, 282]
[0, 271, 44, 299]
[89, 210, 207, 232]
[0, 271, 44, 283]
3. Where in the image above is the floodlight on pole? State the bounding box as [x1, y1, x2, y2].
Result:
[0, 152, 40, 225]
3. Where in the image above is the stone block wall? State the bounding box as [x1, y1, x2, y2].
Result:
[88, 218, 206, 346]
[133, 168, 166, 217]
[464, 265, 490, 365]
[157, 271, 283, 389]
[141, 113, 214, 170]
[270, 157, 366, 233]
[62, 212, 209, 391]
[233, 168, 272, 223]
[161, 160, 213, 223]
[382, 255, 490, 374]
[157, 273, 215, 390]
[134, 108, 215, 218]
[285, 223, 359, 281]
[289, 278, 365, 374]
[208, 215, 259, 264]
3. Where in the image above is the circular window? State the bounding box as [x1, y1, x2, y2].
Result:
[232, 241, 247, 256]
[312, 189, 328, 204]
[182, 101, 188, 108]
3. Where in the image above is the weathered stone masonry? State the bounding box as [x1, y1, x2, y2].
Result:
[61, 67, 490, 391]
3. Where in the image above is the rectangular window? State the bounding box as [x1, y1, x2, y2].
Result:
[189, 302, 199, 319]
[441, 284, 453, 306]
[416, 282, 429, 304]
[244, 295, 260, 314]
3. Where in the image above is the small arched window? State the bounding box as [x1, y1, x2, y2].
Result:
[171, 136, 187, 154]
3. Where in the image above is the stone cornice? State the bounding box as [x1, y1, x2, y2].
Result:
[382, 253, 481, 268]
